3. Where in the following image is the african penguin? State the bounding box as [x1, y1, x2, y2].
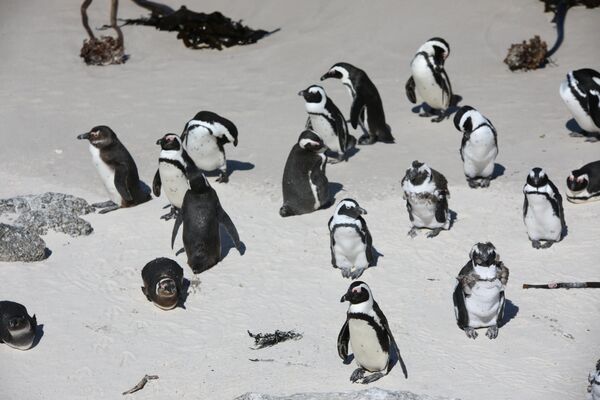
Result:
[0, 301, 37, 350]
[171, 165, 243, 274]
[453, 242, 509, 340]
[299, 84, 356, 162]
[566, 160, 600, 203]
[453, 105, 498, 188]
[141, 258, 185, 310]
[338, 281, 408, 384]
[559, 68, 600, 134]
[589, 359, 600, 400]
[405, 37, 453, 122]
[321, 62, 394, 145]
[523, 168, 566, 249]
[152, 133, 195, 220]
[280, 130, 331, 217]
[181, 111, 238, 183]
[329, 199, 374, 279]
[401, 160, 451, 238]
[77, 126, 151, 213]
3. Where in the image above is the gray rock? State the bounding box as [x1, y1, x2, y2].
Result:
[235, 388, 459, 400]
[0, 192, 95, 237]
[0, 223, 47, 262]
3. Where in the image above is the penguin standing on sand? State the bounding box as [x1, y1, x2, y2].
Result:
[77, 126, 151, 213]
[280, 130, 331, 217]
[338, 281, 408, 384]
[453, 242, 509, 340]
[401, 160, 451, 238]
[559, 68, 600, 134]
[523, 168, 566, 249]
[589, 359, 600, 400]
[141, 258, 185, 310]
[453, 105, 498, 188]
[0, 301, 37, 350]
[566, 160, 600, 203]
[329, 199, 374, 279]
[299, 85, 356, 162]
[321, 62, 394, 145]
[181, 111, 238, 183]
[405, 37, 453, 122]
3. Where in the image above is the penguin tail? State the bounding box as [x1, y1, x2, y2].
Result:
[279, 204, 295, 217]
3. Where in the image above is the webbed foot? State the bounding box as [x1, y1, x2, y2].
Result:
[427, 228, 443, 238]
[486, 325, 499, 339]
[531, 240, 542, 249]
[407, 227, 418, 238]
[358, 134, 376, 145]
[350, 368, 366, 383]
[465, 327, 478, 339]
[360, 372, 384, 384]
[95, 201, 120, 214]
[216, 171, 229, 183]
[160, 207, 179, 221]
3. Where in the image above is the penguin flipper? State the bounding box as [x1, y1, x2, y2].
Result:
[587, 91, 600, 129]
[305, 116, 313, 130]
[152, 169, 161, 197]
[405, 76, 417, 104]
[328, 217, 337, 267]
[373, 302, 407, 378]
[350, 97, 366, 130]
[498, 290, 506, 323]
[218, 205, 241, 249]
[171, 212, 183, 250]
[453, 279, 469, 329]
[114, 164, 134, 202]
[337, 319, 350, 361]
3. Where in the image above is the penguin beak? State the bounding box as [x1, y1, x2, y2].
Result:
[340, 293, 348, 303]
[320, 72, 331, 81]
[77, 132, 90, 140]
[156, 138, 163, 145]
[358, 207, 367, 215]
[298, 90, 305, 97]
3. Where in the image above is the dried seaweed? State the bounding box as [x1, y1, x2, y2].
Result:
[504, 36, 548, 71]
[247, 330, 302, 349]
[80, 37, 126, 66]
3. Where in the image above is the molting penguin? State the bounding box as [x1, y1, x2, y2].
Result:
[181, 111, 238, 183]
[401, 160, 451, 238]
[589, 359, 600, 400]
[299, 84, 356, 162]
[453, 242, 509, 340]
[77, 126, 151, 213]
[0, 301, 37, 350]
[141, 258, 185, 310]
[523, 168, 566, 249]
[280, 130, 331, 217]
[153, 133, 195, 220]
[453, 105, 498, 188]
[405, 37, 453, 122]
[329, 199, 374, 279]
[566, 160, 600, 203]
[171, 166, 243, 274]
[559, 68, 600, 134]
[338, 281, 408, 384]
[321, 62, 394, 145]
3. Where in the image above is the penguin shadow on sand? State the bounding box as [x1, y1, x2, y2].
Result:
[202, 160, 255, 180]
[219, 224, 247, 259]
[566, 119, 600, 142]
[411, 94, 463, 122]
[31, 324, 44, 349]
[491, 163, 506, 181]
[179, 279, 191, 309]
[499, 300, 519, 329]
[320, 182, 345, 211]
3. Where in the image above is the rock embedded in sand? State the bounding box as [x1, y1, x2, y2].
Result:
[0, 223, 47, 262]
[236, 388, 459, 400]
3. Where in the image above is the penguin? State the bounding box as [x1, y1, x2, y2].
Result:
[141, 258, 185, 310]
[453, 105, 498, 188]
[566, 160, 600, 203]
[401, 160, 450, 238]
[77, 126, 151, 213]
[152, 133, 196, 220]
[298, 84, 356, 162]
[405, 37, 453, 122]
[0, 301, 37, 350]
[338, 281, 408, 384]
[559, 68, 600, 134]
[452, 242, 509, 340]
[280, 130, 331, 217]
[588, 359, 600, 400]
[321, 62, 394, 145]
[523, 167, 566, 249]
[328, 199, 374, 279]
[171, 165, 243, 274]
[181, 111, 238, 183]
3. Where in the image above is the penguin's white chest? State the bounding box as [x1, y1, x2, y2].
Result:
[158, 162, 189, 209]
[308, 114, 341, 153]
[411, 56, 449, 110]
[89, 145, 121, 204]
[462, 129, 498, 178]
[560, 80, 599, 133]
[406, 194, 444, 228]
[524, 193, 562, 241]
[465, 267, 503, 328]
[333, 226, 365, 258]
[348, 319, 388, 372]
[185, 131, 225, 171]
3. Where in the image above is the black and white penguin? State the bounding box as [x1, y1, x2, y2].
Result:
[77, 126, 151, 213]
[280, 130, 331, 217]
[405, 37, 453, 122]
[328, 199, 374, 279]
[453, 242, 509, 340]
[141, 258, 185, 310]
[321, 62, 394, 145]
[523, 168, 566, 249]
[152, 133, 196, 220]
[401, 160, 450, 238]
[338, 281, 408, 384]
[588, 359, 600, 400]
[0, 301, 37, 350]
[559, 68, 600, 134]
[566, 160, 600, 203]
[453, 105, 498, 188]
[181, 111, 238, 183]
[298, 84, 356, 162]
[171, 166, 243, 274]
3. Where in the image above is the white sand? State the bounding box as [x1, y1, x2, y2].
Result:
[0, 1, 599, 399]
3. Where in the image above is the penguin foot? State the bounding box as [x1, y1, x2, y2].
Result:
[426, 228, 443, 238]
[216, 172, 229, 183]
[97, 203, 120, 214]
[360, 372, 385, 384]
[407, 227, 418, 238]
[340, 267, 351, 279]
[486, 325, 499, 339]
[92, 200, 117, 208]
[328, 156, 342, 164]
[160, 207, 179, 221]
[531, 240, 542, 249]
[190, 277, 201, 293]
[540, 240, 554, 249]
[430, 113, 446, 123]
[358, 134, 376, 145]
[465, 327, 478, 339]
[279, 205, 295, 217]
[479, 178, 491, 188]
[175, 247, 185, 256]
[349, 267, 366, 280]
[467, 179, 480, 189]
[350, 368, 366, 383]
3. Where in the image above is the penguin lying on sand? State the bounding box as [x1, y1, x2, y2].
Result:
[566, 160, 600, 203]
[0, 301, 38, 350]
[141, 258, 185, 310]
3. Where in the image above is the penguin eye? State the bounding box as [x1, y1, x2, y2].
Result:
[576, 176, 584, 183]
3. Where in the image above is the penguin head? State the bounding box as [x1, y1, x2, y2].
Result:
[77, 126, 117, 148]
[527, 167, 549, 188]
[320, 63, 354, 81]
[156, 133, 182, 151]
[469, 242, 498, 267]
[340, 281, 373, 306]
[298, 130, 325, 152]
[7, 315, 29, 331]
[453, 105, 476, 133]
[298, 85, 326, 105]
[335, 198, 367, 219]
[405, 160, 431, 185]
[418, 37, 450, 65]
[566, 171, 589, 192]
[152, 277, 180, 310]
